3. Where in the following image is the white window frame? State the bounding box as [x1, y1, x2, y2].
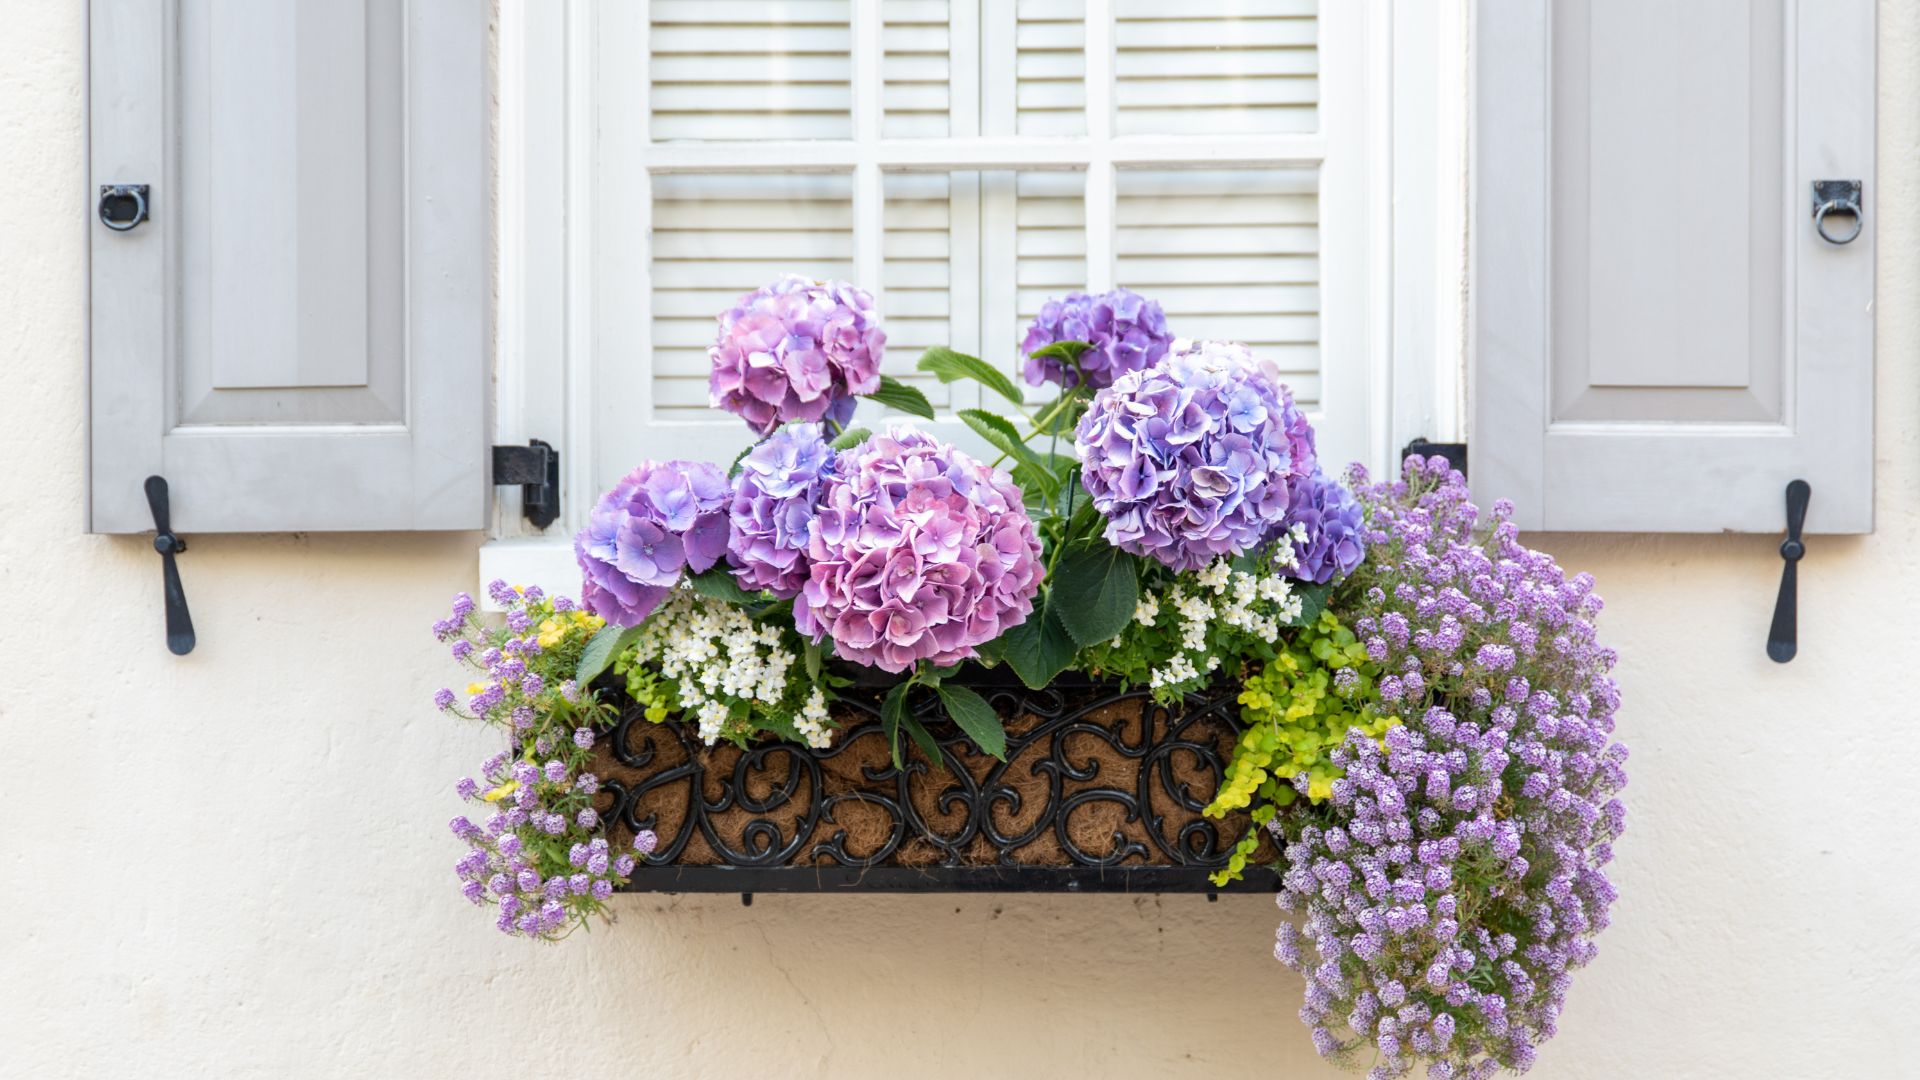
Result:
[484, 0, 1468, 595]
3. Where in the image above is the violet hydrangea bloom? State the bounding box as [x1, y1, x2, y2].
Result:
[575, 460, 730, 626]
[1020, 287, 1174, 390]
[709, 275, 885, 435]
[794, 428, 1042, 673]
[726, 424, 836, 597]
[1075, 340, 1316, 572]
[1273, 455, 1627, 1079]
[1281, 467, 1367, 584]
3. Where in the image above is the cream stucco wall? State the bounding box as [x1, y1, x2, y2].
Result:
[5, 3, 1918, 1077]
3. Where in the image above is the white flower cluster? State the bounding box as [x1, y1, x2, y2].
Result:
[628, 589, 830, 748]
[1145, 552, 1307, 693]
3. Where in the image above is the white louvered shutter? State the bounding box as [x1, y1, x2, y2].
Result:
[87, 0, 488, 533]
[1474, 0, 1874, 533]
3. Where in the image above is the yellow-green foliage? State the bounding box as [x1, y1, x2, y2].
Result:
[1206, 609, 1399, 885]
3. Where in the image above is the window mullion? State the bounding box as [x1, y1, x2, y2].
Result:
[1083, 0, 1115, 292]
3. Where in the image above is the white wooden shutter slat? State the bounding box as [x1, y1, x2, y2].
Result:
[1016, 0, 1085, 136]
[651, 2, 853, 142]
[1473, 0, 1874, 533]
[87, 0, 487, 533]
[1115, 1, 1318, 137]
[1116, 167, 1322, 404]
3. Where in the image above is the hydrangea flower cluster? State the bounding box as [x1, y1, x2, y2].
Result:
[1020, 286, 1174, 389]
[709, 275, 885, 435]
[617, 588, 834, 748]
[435, 582, 655, 939]
[795, 428, 1043, 672]
[1076, 340, 1316, 571]
[575, 459, 730, 627]
[1284, 467, 1368, 584]
[1270, 457, 1627, 1078]
[726, 424, 836, 597]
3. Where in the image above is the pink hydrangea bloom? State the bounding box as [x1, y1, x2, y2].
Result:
[709, 275, 885, 435]
[574, 460, 730, 626]
[794, 428, 1042, 672]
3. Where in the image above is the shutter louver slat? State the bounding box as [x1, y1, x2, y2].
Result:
[650, 0, 853, 142]
[883, 0, 951, 137]
[1017, 0, 1085, 136]
[1117, 168, 1321, 405]
[1115, 0, 1318, 136]
[649, 173, 856, 412]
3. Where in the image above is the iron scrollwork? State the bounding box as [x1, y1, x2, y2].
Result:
[597, 678, 1279, 894]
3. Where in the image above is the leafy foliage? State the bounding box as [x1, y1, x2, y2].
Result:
[916, 345, 1025, 405]
[866, 374, 936, 419]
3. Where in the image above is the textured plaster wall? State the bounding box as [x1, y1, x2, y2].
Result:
[5, 3, 1918, 1077]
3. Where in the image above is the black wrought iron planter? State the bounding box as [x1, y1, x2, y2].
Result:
[588, 672, 1281, 895]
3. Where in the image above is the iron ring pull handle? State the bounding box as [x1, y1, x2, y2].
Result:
[98, 183, 149, 232]
[1811, 180, 1863, 245]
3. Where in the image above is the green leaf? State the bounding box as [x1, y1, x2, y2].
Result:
[881, 681, 910, 769]
[1028, 340, 1093, 366]
[803, 638, 825, 683]
[1287, 580, 1333, 627]
[688, 565, 760, 606]
[959, 409, 1058, 491]
[726, 442, 756, 478]
[1063, 491, 1104, 545]
[828, 425, 872, 451]
[868, 374, 936, 420]
[916, 346, 1025, 405]
[934, 683, 1007, 760]
[901, 712, 944, 770]
[576, 622, 643, 685]
[1000, 598, 1079, 690]
[1048, 540, 1139, 648]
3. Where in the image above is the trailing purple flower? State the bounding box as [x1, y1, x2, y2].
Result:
[1272, 455, 1627, 1079]
[1075, 340, 1316, 571]
[709, 275, 885, 435]
[726, 424, 836, 598]
[575, 460, 731, 627]
[794, 428, 1042, 672]
[1020, 287, 1174, 390]
[1281, 467, 1368, 584]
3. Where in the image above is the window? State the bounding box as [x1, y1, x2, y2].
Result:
[490, 1, 1463, 591]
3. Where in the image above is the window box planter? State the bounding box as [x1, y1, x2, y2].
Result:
[588, 669, 1279, 895]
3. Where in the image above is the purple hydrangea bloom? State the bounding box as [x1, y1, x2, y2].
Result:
[726, 424, 836, 597]
[794, 428, 1043, 673]
[1274, 455, 1627, 1078]
[1283, 467, 1368, 584]
[1075, 340, 1316, 571]
[709, 275, 885, 435]
[1020, 287, 1173, 390]
[575, 459, 731, 626]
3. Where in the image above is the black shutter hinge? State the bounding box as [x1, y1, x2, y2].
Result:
[1401, 438, 1468, 478]
[143, 476, 196, 656]
[492, 439, 561, 530]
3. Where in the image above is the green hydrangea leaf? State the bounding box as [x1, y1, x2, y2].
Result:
[1049, 539, 1139, 648]
[576, 622, 644, 685]
[916, 346, 1025, 405]
[934, 683, 1008, 761]
[868, 374, 936, 419]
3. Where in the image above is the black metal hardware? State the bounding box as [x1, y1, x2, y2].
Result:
[492, 440, 560, 530]
[1811, 180, 1863, 245]
[98, 184, 149, 232]
[603, 678, 1279, 895]
[1402, 438, 1468, 478]
[1767, 480, 1810, 664]
[143, 476, 195, 656]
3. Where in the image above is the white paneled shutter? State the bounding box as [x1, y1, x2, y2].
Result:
[87, 0, 489, 533]
[1473, 0, 1874, 533]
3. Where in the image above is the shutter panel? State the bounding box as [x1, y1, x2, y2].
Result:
[1114, 0, 1318, 136]
[650, 0, 853, 142]
[1473, 0, 1874, 533]
[87, 0, 487, 534]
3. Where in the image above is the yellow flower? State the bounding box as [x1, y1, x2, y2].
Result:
[536, 618, 566, 648]
[466, 682, 486, 696]
[482, 780, 519, 803]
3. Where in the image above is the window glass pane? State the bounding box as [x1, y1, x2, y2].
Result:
[650, 0, 853, 141]
[1116, 168, 1321, 404]
[884, 170, 1086, 402]
[1017, 0, 1086, 135]
[883, 0, 952, 137]
[649, 173, 855, 417]
[1115, 0, 1318, 136]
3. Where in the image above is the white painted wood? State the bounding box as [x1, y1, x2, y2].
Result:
[1473, 0, 1874, 532]
[88, 0, 489, 533]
